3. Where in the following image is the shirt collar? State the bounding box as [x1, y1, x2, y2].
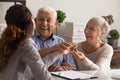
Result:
[35, 29, 55, 41]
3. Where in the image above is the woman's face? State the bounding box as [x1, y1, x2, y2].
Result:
[84, 19, 102, 41]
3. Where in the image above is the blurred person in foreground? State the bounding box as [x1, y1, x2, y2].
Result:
[0, 4, 74, 80]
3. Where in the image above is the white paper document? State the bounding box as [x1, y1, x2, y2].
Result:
[51, 71, 93, 80]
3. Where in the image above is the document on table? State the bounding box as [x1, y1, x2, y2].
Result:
[51, 71, 93, 80]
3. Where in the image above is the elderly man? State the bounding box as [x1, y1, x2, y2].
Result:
[32, 6, 76, 71]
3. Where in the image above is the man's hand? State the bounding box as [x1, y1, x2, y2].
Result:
[48, 62, 73, 72]
[48, 64, 64, 72]
[61, 62, 73, 70]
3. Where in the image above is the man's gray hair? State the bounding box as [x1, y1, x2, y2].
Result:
[37, 6, 57, 19]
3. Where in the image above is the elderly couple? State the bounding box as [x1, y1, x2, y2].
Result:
[0, 4, 113, 80]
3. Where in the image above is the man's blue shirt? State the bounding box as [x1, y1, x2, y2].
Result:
[32, 29, 76, 70]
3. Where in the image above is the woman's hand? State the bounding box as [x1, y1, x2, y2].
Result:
[38, 42, 77, 57]
[56, 42, 77, 55]
[71, 50, 86, 60]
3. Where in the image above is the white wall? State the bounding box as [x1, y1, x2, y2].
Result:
[0, 0, 120, 45]
[0, 2, 14, 23]
[27, 0, 120, 23]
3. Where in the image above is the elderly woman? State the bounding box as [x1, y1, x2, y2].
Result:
[71, 17, 113, 71]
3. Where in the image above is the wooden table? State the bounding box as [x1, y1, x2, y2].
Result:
[111, 47, 120, 68]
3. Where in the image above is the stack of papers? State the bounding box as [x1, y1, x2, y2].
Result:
[51, 71, 93, 80]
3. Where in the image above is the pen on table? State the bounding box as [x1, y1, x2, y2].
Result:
[59, 72, 61, 76]
[80, 77, 98, 80]
[90, 77, 98, 79]
[78, 77, 98, 80]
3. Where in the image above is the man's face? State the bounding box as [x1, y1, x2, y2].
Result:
[35, 11, 57, 40]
